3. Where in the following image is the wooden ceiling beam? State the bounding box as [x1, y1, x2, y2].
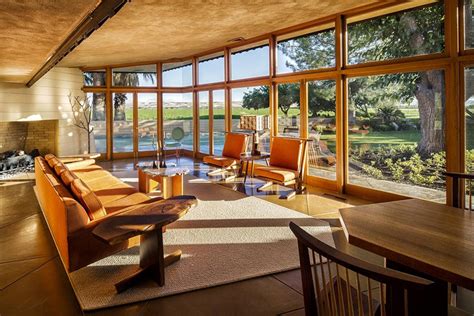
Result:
[26, 0, 129, 87]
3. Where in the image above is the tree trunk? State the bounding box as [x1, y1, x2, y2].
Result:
[87, 132, 91, 153]
[415, 70, 445, 156]
[114, 93, 126, 121]
[401, 14, 445, 156]
[466, 0, 474, 48]
[92, 93, 106, 121]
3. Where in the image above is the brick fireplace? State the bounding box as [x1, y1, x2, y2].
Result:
[0, 120, 58, 154]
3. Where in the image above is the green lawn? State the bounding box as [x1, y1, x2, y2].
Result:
[349, 130, 420, 148]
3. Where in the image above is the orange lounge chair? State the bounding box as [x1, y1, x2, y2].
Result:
[254, 136, 309, 199]
[203, 132, 250, 181]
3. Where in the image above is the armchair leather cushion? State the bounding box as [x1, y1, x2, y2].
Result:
[269, 137, 304, 171]
[254, 166, 299, 183]
[203, 155, 238, 168]
[222, 133, 248, 159]
[71, 178, 107, 220]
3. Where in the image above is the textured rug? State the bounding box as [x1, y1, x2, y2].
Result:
[69, 176, 335, 311]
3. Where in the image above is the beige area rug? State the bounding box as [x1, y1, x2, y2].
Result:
[69, 176, 335, 311]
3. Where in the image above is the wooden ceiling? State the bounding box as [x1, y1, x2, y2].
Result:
[58, 0, 384, 69]
[0, 0, 100, 83]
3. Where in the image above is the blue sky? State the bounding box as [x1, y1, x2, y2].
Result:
[132, 44, 294, 103]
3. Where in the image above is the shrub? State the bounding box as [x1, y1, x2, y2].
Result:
[352, 144, 445, 190]
[362, 165, 384, 179]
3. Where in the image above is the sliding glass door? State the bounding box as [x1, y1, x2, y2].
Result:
[112, 92, 157, 158]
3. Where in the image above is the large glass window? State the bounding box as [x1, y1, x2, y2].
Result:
[199, 91, 210, 154]
[198, 53, 224, 84]
[162, 62, 192, 87]
[465, 67, 474, 174]
[278, 83, 300, 137]
[277, 26, 335, 74]
[137, 93, 157, 152]
[348, 70, 446, 201]
[163, 93, 193, 151]
[465, 0, 474, 49]
[347, 3, 445, 65]
[231, 42, 269, 80]
[213, 90, 225, 155]
[112, 65, 156, 87]
[87, 92, 107, 153]
[232, 86, 270, 153]
[112, 93, 134, 153]
[464, 67, 474, 208]
[84, 70, 106, 86]
[308, 80, 337, 180]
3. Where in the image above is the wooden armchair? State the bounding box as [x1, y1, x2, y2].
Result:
[203, 132, 250, 181]
[254, 136, 309, 199]
[290, 222, 439, 316]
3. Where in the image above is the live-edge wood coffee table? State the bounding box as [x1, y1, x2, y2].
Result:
[93, 196, 197, 293]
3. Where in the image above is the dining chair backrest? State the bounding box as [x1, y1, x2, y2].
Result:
[289, 222, 436, 316]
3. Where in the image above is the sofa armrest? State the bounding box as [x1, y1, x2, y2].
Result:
[64, 159, 96, 170]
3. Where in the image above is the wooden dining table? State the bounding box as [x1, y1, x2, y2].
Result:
[339, 198, 474, 315]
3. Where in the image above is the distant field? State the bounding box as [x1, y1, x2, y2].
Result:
[122, 106, 473, 150]
[126, 106, 300, 120]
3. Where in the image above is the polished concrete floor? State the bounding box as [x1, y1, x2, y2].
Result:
[0, 157, 396, 316]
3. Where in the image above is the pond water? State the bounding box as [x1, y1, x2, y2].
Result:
[94, 133, 226, 154]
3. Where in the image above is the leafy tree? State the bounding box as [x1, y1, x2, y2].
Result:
[348, 3, 445, 156]
[241, 81, 336, 117]
[84, 72, 155, 121]
[84, 72, 105, 121]
[242, 3, 445, 155]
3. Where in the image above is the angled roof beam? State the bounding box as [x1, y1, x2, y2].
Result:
[26, 0, 129, 87]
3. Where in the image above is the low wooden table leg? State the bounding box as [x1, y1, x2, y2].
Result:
[161, 177, 172, 199]
[171, 174, 184, 196]
[385, 259, 448, 316]
[114, 228, 182, 293]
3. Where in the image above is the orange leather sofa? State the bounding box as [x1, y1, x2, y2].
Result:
[35, 154, 164, 272]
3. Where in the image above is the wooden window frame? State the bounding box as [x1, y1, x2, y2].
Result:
[81, 0, 471, 204]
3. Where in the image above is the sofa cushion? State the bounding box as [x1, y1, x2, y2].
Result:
[44, 153, 56, 161]
[269, 137, 303, 171]
[70, 179, 107, 220]
[222, 133, 248, 159]
[60, 170, 78, 187]
[93, 183, 138, 205]
[254, 166, 299, 183]
[47, 156, 60, 168]
[54, 162, 68, 176]
[103, 192, 156, 213]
